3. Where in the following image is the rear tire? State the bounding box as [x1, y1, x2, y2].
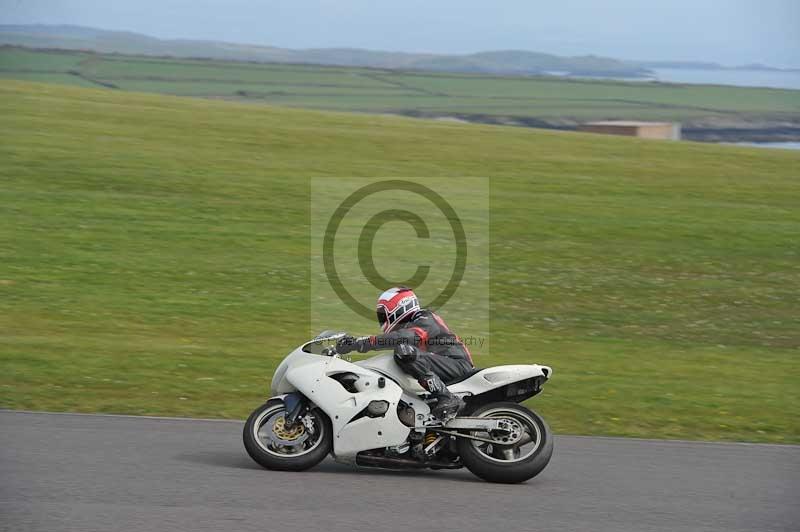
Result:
[457, 402, 553, 484]
[243, 399, 332, 471]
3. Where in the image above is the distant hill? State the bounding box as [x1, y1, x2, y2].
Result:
[639, 60, 799, 73]
[0, 24, 651, 78]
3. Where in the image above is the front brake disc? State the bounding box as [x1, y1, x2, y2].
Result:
[264, 416, 310, 448]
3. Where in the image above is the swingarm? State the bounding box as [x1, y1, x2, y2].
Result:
[423, 416, 524, 445]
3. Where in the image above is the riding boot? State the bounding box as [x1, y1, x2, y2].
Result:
[420, 373, 464, 421]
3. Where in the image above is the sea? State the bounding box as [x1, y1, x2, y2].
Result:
[650, 68, 800, 91]
[731, 142, 800, 151]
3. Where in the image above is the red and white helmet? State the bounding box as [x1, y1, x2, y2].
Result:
[376, 286, 420, 333]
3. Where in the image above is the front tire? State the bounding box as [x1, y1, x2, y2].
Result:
[457, 402, 553, 484]
[243, 399, 332, 471]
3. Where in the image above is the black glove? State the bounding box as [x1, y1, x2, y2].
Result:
[336, 335, 356, 354]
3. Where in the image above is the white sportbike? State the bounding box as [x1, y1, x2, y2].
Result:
[243, 332, 554, 483]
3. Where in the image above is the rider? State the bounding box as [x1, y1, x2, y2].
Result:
[336, 286, 474, 420]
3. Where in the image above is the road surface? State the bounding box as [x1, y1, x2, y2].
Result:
[1, 411, 797, 532]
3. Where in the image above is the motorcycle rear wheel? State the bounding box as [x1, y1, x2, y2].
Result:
[243, 399, 332, 471]
[457, 402, 553, 483]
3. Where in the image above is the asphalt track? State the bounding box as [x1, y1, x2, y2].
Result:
[1, 411, 798, 532]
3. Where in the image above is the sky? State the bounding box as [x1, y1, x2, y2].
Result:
[1, 0, 798, 67]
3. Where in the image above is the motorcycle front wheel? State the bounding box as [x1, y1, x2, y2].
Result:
[457, 402, 553, 483]
[243, 399, 332, 471]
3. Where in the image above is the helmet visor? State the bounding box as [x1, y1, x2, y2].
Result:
[376, 307, 388, 328]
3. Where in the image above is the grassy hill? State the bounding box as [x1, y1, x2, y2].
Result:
[1, 80, 798, 443]
[0, 24, 649, 78]
[2, 47, 798, 140]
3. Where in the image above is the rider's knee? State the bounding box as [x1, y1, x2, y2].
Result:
[393, 343, 418, 364]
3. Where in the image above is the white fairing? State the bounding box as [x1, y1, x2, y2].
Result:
[354, 353, 426, 393]
[271, 347, 411, 463]
[449, 364, 551, 395]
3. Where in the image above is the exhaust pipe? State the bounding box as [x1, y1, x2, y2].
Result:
[356, 454, 462, 470]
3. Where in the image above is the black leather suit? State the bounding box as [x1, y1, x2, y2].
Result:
[360, 309, 474, 385]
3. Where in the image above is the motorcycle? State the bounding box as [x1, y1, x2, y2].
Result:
[243, 331, 554, 483]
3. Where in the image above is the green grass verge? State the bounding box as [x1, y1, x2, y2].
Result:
[1, 80, 799, 443]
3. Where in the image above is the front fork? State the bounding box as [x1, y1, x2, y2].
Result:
[282, 392, 308, 426]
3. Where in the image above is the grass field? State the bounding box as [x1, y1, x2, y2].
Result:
[2, 47, 799, 128]
[1, 80, 799, 443]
